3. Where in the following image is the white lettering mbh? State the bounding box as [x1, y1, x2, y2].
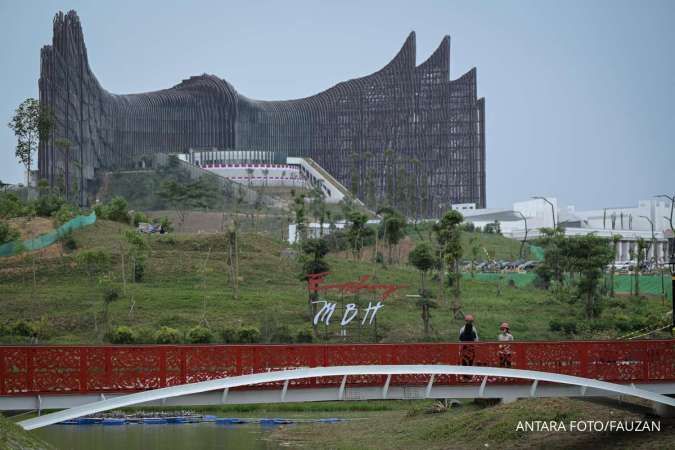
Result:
[312, 300, 336, 326]
[361, 301, 384, 325]
[341, 303, 359, 326]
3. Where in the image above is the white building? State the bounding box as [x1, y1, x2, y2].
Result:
[457, 197, 673, 264]
[178, 150, 356, 205]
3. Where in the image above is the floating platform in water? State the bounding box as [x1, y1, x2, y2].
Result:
[57, 415, 348, 426]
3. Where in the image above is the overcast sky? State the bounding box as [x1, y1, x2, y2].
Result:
[1, 0, 673, 209]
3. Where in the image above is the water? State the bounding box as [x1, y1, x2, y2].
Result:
[33, 423, 284, 450]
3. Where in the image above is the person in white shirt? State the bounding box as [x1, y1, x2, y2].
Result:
[497, 322, 513, 341]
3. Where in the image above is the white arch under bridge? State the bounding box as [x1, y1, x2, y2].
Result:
[19, 365, 675, 430]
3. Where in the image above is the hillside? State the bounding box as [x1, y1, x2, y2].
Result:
[269, 398, 675, 449]
[0, 415, 53, 450]
[0, 219, 669, 344]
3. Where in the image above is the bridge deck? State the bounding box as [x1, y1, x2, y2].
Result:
[1, 340, 673, 403]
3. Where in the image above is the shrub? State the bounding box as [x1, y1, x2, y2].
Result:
[53, 203, 79, 225]
[237, 326, 261, 343]
[220, 327, 238, 343]
[132, 211, 149, 227]
[107, 326, 135, 344]
[107, 196, 130, 223]
[0, 192, 28, 218]
[158, 235, 176, 245]
[34, 193, 64, 217]
[187, 325, 213, 344]
[614, 314, 646, 333]
[155, 216, 173, 233]
[61, 233, 77, 251]
[589, 319, 612, 332]
[102, 285, 121, 304]
[133, 257, 145, 282]
[77, 250, 111, 276]
[134, 327, 156, 344]
[155, 326, 181, 344]
[95, 196, 129, 223]
[295, 329, 314, 343]
[549, 319, 577, 335]
[11, 320, 34, 337]
[270, 325, 293, 343]
[0, 221, 20, 245]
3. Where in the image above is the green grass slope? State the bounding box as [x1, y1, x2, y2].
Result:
[0, 220, 669, 344]
[269, 398, 675, 450]
[0, 415, 54, 450]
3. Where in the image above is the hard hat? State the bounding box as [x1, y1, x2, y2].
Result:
[464, 314, 474, 322]
[500, 322, 510, 330]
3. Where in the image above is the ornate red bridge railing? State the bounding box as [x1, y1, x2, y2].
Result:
[0, 340, 673, 396]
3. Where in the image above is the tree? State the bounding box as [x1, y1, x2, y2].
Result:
[299, 238, 330, 318]
[562, 235, 615, 318]
[468, 236, 480, 278]
[7, 98, 53, 187]
[416, 288, 437, 336]
[0, 221, 20, 245]
[433, 211, 464, 302]
[346, 211, 371, 260]
[609, 234, 621, 297]
[634, 238, 649, 297]
[98, 275, 121, 332]
[226, 223, 240, 300]
[378, 207, 406, 264]
[409, 242, 436, 290]
[123, 230, 148, 285]
[534, 227, 566, 288]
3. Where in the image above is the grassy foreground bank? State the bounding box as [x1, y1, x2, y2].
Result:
[265, 398, 675, 450]
[0, 415, 53, 450]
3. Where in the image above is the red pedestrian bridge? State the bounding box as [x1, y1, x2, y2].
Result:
[2, 340, 674, 428]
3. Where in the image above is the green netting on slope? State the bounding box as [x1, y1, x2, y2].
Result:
[462, 272, 672, 296]
[0, 212, 96, 257]
[529, 245, 545, 261]
[611, 274, 673, 297]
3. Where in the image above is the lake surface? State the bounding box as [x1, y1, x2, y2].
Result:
[33, 423, 285, 450]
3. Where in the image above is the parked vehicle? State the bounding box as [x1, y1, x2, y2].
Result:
[609, 261, 635, 273]
[517, 261, 539, 272]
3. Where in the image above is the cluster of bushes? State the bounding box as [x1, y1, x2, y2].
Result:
[549, 313, 656, 336]
[0, 221, 20, 245]
[0, 191, 33, 219]
[105, 325, 315, 345]
[94, 196, 130, 224]
[0, 319, 50, 341]
[0, 189, 81, 236]
[548, 319, 578, 335]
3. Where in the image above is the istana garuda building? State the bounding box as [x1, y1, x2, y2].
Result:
[38, 11, 486, 217]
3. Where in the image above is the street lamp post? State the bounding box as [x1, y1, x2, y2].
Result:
[516, 211, 528, 259]
[532, 196, 556, 229]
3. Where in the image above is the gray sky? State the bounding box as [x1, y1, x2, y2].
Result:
[1, 0, 673, 209]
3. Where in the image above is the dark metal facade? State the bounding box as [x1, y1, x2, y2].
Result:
[39, 11, 486, 215]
